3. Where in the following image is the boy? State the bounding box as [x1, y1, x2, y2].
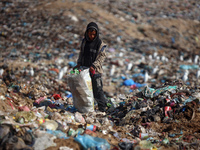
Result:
[73, 22, 107, 112]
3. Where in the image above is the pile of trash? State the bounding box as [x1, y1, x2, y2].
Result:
[1, 75, 200, 149]
[1, 0, 200, 149]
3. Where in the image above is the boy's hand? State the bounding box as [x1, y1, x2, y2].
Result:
[90, 66, 95, 76]
[89, 66, 95, 72]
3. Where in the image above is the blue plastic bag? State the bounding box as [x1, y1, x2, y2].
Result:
[68, 61, 76, 67]
[123, 79, 135, 86]
[46, 129, 69, 139]
[74, 134, 110, 150]
[123, 79, 146, 88]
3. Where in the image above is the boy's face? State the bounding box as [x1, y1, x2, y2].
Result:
[87, 28, 97, 41]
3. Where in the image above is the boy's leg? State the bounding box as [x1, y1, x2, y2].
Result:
[91, 74, 107, 112]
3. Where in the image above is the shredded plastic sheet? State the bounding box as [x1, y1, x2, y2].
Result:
[143, 86, 177, 98]
[74, 134, 110, 150]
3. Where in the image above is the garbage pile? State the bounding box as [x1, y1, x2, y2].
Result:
[1, 0, 200, 149]
[1, 76, 200, 149]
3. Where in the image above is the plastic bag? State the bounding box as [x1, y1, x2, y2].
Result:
[15, 111, 37, 123]
[46, 129, 68, 139]
[143, 86, 177, 98]
[40, 120, 58, 131]
[75, 112, 86, 124]
[33, 133, 56, 150]
[74, 134, 110, 150]
[67, 69, 94, 113]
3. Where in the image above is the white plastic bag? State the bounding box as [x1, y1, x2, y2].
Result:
[67, 69, 94, 113]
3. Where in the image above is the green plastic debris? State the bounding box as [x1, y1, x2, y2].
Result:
[143, 86, 177, 98]
[15, 111, 37, 123]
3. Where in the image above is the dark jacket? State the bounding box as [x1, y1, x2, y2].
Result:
[77, 22, 107, 74]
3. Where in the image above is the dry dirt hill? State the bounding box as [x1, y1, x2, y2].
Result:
[35, 0, 200, 55]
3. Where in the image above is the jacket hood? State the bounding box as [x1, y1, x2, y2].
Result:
[85, 22, 99, 41]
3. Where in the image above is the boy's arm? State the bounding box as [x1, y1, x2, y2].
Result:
[92, 44, 107, 70]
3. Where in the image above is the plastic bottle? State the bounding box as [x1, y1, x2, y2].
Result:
[113, 132, 121, 140]
[18, 117, 25, 124]
[70, 70, 75, 75]
[139, 133, 149, 140]
[68, 128, 76, 136]
[74, 68, 79, 74]
[37, 118, 45, 124]
[76, 128, 84, 135]
[68, 128, 84, 136]
[110, 98, 118, 108]
[164, 106, 172, 117]
[86, 124, 96, 131]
